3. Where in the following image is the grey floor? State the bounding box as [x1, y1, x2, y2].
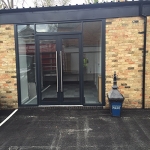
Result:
[42, 83, 80, 99]
[0, 108, 150, 150]
[25, 81, 100, 105]
[84, 82, 99, 104]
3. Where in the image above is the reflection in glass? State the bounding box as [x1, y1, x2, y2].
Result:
[39, 40, 58, 101]
[18, 25, 34, 37]
[62, 39, 80, 100]
[36, 22, 81, 32]
[18, 25, 37, 105]
[83, 21, 102, 104]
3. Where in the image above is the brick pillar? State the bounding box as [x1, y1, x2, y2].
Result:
[145, 16, 150, 108]
[0, 25, 18, 109]
[105, 17, 144, 108]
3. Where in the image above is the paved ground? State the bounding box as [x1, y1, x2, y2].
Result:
[0, 108, 150, 150]
[0, 109, 14, 123]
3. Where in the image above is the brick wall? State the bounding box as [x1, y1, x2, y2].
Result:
[0, 25, 18, 109]
[145, 17, 150, 108]
[105, 17, 144, 108]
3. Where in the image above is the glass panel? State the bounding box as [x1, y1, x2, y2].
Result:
[36, 22, 81, 32]
[62, 39, 80, 100]
[18, 25, 37, 105]
[83, 21, 102, 104]
[39, 40, 58, 101]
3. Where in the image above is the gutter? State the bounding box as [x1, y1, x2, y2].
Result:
[141, 15, 147, 109]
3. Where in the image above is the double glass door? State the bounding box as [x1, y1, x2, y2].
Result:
[37, 35, 82, 105]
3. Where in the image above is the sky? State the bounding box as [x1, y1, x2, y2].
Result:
[71, 0, 85, 5]
[15, 0, 86, 8]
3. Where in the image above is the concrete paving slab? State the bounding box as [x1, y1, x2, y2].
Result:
[0, 108, 150, 150]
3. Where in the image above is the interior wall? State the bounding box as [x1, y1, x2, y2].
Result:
[64, 47, 101, 74]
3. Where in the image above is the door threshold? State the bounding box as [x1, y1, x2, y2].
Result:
[38, 105, 103, 109]
[39, 105, 83, 107]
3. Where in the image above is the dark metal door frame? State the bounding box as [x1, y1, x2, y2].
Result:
[37, 36, 60, 105]
[36, 34, 83, 105]
[59, 34, 83, 105]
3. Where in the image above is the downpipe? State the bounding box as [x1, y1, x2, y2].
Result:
[141, 15, 147, 109]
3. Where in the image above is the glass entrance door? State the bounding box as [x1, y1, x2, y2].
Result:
[37, 35, 82, 105]
[38, 37, 59, 104]
[60, 35, 82, 104]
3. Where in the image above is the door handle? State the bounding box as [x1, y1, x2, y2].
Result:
[56, 51, 58, 92]
[60, 51, 63, 92]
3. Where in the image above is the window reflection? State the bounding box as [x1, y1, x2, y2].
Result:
[18, 25, 37, 105]
[36, 22, 81, 32]
[18, 25, 34, 36]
